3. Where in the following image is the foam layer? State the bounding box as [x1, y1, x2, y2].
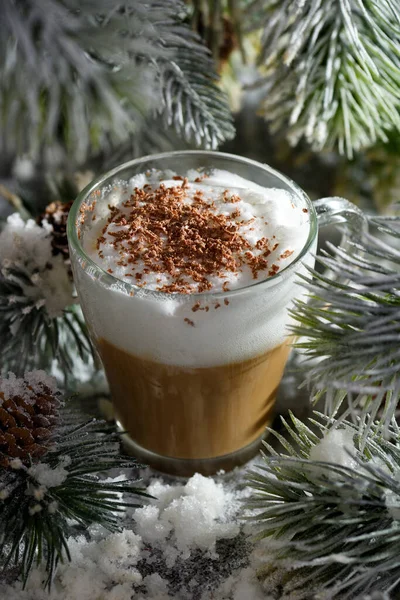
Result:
[73, 168, 315, 367]
[84, 169, 309, 293]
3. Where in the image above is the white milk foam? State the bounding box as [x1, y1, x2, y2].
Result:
[84, 169, 309, 292]
[76, 169, 315, 367]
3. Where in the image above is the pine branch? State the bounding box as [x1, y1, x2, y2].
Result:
[247, 0, 400, 158]
[0, 213, 95, 380]
[1, 0, 151, 163]
[158, 45, 235, 148]
[0, 371, 149, 590]
[0, 0, 234, 166]
[290, 211, 400, 430]
[246, 412, 400, 599]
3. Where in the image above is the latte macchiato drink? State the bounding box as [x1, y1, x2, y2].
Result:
[69, 154, 315, 476]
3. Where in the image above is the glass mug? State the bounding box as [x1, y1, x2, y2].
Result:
[67, 151, 365, 476]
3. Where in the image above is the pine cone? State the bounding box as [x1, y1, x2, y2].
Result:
[0, 380, 61, 468]
[39, 200, 74, 275]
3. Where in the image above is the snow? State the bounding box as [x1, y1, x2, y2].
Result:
[143, 573, 169, 598]
[0, 488, 10, 500]
[0, 370, 58, 403]
[0, 213, 53, 268]
[0, 471, 264, 600]
[0, 381, 386, 600]
[133, 504, 173, 545]
[13, 157, 36, 180]
[134, 473, 240, 561]
[24, 370, 59, 395]
[28, 463, 68, 488]
[212, 566, 268, 600]
[48, 501, 59, 514]
[0, 212, 74, 318]
[309, 426, 358, 469]
[0, 371, 32, 401]
[28, 504, 43, 515]
[0, 427, 392, 599]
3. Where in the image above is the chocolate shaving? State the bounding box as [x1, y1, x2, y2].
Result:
[280, 249, 294, 259]
[268, 264, 280, 276]
[96, 181, 289, 294]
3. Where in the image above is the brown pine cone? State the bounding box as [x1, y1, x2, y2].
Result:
[38, 200, 74, 275]
[0, 380, 61, 468]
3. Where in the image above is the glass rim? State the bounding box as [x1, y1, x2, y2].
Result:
[67, 150, 318, 299]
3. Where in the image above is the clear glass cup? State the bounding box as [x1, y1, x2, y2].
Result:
[67, 151, 366, 476]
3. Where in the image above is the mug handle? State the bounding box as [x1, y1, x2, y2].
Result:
[313, 196, 368, 241]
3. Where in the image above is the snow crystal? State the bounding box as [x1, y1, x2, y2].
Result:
[48, 501, 59, 514]
[24, 370, 59, 395]
[0, 372, 29, 401]
[0, 471, 267, 600]
[0, 488, 10, 500]
[211, 566, 267, 600]
[0, 213, 53, 268]
[143, 573, 170, 597]
[33, 486, 46, 500]
[134, 473, 240, 561]
[0, 370, 58, 405]
[60, 455, 72, 467]
[28, 462, 68, 488]
[0, 212, 74, 317]
[50, 530, 143, 600]
[9, 458, 24, 470]
[13, 157, 36, 180]
[133, 504, 173, 544]
[309, 427, 358, 469]
[29, 504, 42, 515]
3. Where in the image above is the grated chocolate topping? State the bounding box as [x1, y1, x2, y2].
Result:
[96, 181, 288, 294]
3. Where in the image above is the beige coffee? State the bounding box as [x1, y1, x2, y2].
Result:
[76, 167, 311, 475]
[98, 337, 292, 471]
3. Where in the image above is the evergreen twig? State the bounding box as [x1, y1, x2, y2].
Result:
[0, 213, 95, 379]
[246, 412, 400, 599]
[0, 0, 234, 165]
[247, 0, 400, 157]
[158, 45, 235, 148]
[0, 374, 149, 590]
[290, 212, 400, 431]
